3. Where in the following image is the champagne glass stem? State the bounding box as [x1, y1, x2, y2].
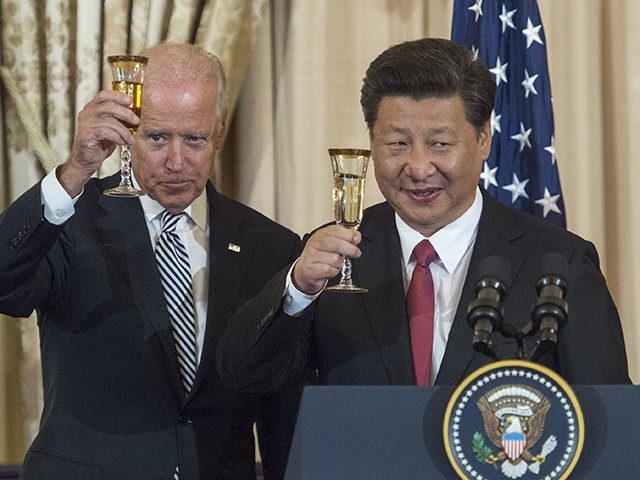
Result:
[119, 145, 133, 189]
[339, 255, 355, 287]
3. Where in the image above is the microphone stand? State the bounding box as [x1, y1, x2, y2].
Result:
[466, 254, 568, 363]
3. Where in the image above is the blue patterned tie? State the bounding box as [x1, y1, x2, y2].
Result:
[155, 211, 197, 480]
[155, 210, 198, 394]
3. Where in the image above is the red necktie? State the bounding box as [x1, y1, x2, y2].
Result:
[407, 239, 437, 386]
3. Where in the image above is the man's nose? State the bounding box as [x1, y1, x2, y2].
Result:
[406, 146, 436, 179]
[166, 142, 186, 171]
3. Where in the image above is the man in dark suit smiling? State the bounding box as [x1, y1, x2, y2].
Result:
[218, 38, 630, 395]
[0, 43, 303, 479]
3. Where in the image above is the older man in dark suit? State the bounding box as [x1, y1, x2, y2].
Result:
[0, 43, 305, 479]
[217, 38, 630, 394]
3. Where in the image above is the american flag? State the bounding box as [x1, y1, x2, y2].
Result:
[452, 0, 566, 228]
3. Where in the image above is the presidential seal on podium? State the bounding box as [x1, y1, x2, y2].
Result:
[443, 360, 584, 480]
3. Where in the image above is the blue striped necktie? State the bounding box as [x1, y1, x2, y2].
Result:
[155, 211, 197, 480]
[155, 210, 198, 394]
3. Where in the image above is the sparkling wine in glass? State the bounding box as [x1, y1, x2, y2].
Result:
[325, 148, 370, 293]
[103, 55, 147, 197]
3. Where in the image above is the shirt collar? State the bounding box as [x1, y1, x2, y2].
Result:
[396, 187, 483, 274]
[136, 179, 208, 232]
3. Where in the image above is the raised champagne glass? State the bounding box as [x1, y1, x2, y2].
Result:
[325, 148, 370, 293]
[103, 55, 147, 197]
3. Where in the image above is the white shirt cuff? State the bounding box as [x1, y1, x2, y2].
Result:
[283, 259, 324, 316]
[41, 168, 81, 225]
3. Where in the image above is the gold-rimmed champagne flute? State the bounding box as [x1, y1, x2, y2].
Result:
[325, 148, 370, 293]
[103, 55, 147, 197]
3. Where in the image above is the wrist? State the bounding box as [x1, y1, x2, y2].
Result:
[292, 267, 323, 296]
[57, 162, 92, 197]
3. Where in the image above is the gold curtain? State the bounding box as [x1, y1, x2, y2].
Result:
[0, 0, 266, 463]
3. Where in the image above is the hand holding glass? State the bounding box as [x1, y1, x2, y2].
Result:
[103, 55, 147, 197]
[325, 148, 370, 293]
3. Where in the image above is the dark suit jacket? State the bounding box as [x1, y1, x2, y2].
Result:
[217, 190, 630, 392]
[0, 174, 304, 480]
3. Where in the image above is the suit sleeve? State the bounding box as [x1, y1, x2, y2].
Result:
[557, 240, 631, 384]
[217, 264, 316, 394]
[0, 181, 66, 317]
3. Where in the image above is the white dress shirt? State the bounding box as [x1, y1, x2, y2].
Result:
[396, 187, 482, 383]
[41, 169, 210, 363]
[283, 187, 483, 383]
[139, 191, 209, 364]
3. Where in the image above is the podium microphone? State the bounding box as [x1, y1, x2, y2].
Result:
[530, 253, 568, 361]
[467, 256, 510, 360]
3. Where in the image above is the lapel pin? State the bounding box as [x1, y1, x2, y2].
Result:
[228, 243, 241, 253]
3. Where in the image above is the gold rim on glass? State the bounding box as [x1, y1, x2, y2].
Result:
[328, 148, 370, 157]
[107, 55, 148, 65]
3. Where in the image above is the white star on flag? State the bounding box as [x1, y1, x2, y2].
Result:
[503, 173, 530, 203]
[535, 188, 562, 217]
[490, 110, 502, 135]
[510, 122, 533, 152]
[489, 57, 508, 86]
[523, 17, 543, 48]
[544, 136, 557, 165]
[521, 69, 539, 98]
[480, 162, 498, 189]
[468, 0, 483, 22]
[499, 5, 517, 33]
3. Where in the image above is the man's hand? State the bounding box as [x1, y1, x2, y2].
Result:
[292, 225, 362, 295]
[58, 90, 139, 197]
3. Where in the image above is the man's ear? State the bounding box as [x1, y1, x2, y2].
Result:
[480, 120, 492, 157]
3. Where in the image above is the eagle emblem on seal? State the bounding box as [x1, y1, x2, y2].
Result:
[476, 385, 558, 478]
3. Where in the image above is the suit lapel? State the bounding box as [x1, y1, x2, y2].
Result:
[93, 189, 183, 397]
[435, 192, 526, 385]
[190, 184, 255, 393]
[355, 203, 414, 385]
